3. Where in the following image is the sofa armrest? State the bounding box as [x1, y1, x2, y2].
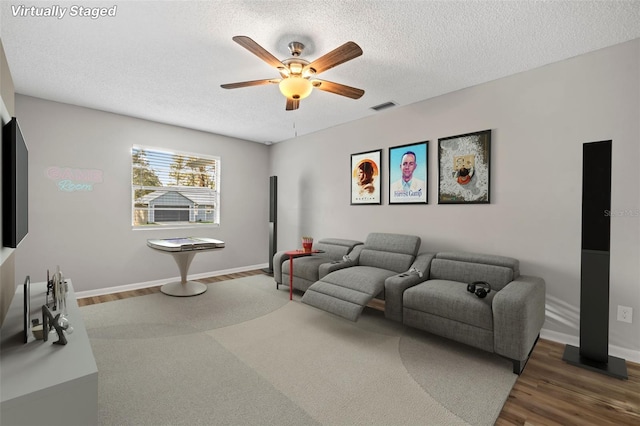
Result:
[492, 275, 546, 361]
[272, 250, 289, 284]
[384, 253, 435, 322]
[347, 244, 364, 262]
[408, 252, 436, 279]
[273, 250, 321, 284]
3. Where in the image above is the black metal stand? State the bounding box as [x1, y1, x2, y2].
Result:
[562, 344, 628, 380]
[264, 176, 277, 276]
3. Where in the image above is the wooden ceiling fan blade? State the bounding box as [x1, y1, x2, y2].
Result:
[221, 79, 280, 89]
[285, 98, 300, 111]
[232, 36, 284, 69]
[311, 79, 364, 99]
[307, 41, 363, 74]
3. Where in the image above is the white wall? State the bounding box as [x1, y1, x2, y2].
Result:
[269, 40, 640, 357]
[15, 96, 271, 293]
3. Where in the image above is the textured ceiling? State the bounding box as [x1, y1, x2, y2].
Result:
[1, 1, 640, 144]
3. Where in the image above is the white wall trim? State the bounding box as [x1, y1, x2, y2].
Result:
[74, 263, 268, 299]
[541, 328, 640, 364]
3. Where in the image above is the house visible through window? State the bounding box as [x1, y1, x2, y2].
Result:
[131, 146, 220, 227]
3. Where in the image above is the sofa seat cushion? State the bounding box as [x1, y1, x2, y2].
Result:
[283, 256, 330, 282]
[301, 266, 396, 321]
[321, 266, 396, 295]
[403, 280, 495, 331]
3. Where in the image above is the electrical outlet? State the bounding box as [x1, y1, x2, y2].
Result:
[617, 305, 633, 324]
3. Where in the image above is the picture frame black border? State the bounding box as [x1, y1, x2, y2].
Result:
[350, 149, 383, 205]
[388, 141, 429, 205]
[438, 129, 492, 204]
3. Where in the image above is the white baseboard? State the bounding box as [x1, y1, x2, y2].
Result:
[541, 328, 640, 364]
[74, 263, 269, 299]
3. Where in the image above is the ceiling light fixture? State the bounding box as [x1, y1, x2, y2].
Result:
[279, 76, 313, 100]
[221, 36, 364, 110]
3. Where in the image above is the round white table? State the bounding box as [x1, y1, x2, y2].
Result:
[147, 238, 225, 297]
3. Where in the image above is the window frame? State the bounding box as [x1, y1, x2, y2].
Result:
[131, 145, 221, 230]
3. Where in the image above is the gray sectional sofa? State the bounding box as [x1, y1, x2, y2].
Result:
[273, 233, 546, 374]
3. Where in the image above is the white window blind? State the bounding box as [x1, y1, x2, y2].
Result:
[131, 146, 220, 227]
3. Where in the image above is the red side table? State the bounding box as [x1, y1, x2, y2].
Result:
[284, 249, 321, 300]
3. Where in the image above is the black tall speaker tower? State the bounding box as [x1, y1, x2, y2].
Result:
[562, 140, 627, 379]
[262, 176, 277, 275]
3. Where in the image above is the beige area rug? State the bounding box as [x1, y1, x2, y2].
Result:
[81, 275, 516, 425]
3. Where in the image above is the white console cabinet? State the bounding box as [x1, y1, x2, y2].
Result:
[0, 280, 98, 425]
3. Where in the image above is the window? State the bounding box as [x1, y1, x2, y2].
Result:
[131, 146, 220, 228]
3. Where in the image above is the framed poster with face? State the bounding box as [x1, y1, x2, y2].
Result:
[351, 149, 382, 205]
[389, 141, 428, 204]
[438, 130, 491, 204]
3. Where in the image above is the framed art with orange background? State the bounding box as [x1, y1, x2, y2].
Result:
[351, 149, 382, 205]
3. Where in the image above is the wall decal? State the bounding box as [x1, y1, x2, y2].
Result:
[45, 166, 103, 192]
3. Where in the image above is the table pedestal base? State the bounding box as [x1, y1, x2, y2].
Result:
[160, 251, 208, 297]
[161, 280, 207, 297]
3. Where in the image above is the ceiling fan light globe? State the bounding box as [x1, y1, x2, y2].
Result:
[279, 77, 312, 100]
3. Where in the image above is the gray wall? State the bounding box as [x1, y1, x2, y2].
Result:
[269, 40, 640, 357]
[14, 95, 271, 293]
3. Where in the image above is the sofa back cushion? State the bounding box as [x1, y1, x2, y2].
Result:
[314, 238, 363, 261]
[429, 252, 520, 291]
[358, 233, 421, 273]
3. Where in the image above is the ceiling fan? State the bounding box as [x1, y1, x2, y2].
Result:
[221, 36, 365, 111]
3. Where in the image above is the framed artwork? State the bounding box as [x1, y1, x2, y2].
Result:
[389, 141, 428, 204]
[438, 129, 491, 204]
[351, 149, 382, 205]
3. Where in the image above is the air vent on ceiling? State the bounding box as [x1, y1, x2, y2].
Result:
[370, 101, 397, 111]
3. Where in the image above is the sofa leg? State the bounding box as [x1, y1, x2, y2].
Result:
[512, 334, 540, 375]
[512, 359, 525, 375]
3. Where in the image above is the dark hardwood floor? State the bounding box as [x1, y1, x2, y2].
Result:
[77, 270, 640, 425]
[76, 270, 264, 307]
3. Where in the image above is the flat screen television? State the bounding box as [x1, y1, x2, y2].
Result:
[2, 117, 29, 248]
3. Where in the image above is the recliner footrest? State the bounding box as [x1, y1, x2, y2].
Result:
[301, 280, 379, 321]
[301, 290, 365, 322]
